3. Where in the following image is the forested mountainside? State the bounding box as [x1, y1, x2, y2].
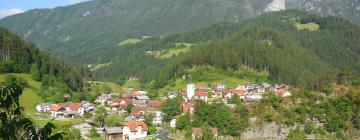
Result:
[0, 0, 272, 63]
[92, 11, 360, 89]
[0, 27, 90, 90]
[0, 0, 358, 65]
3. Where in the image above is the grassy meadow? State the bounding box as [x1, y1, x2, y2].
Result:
[295, 22, 320, 31]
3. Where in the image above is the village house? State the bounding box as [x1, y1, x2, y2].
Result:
[147, 100, 162, 110]
[50, 103, 85, 118]
[50, 106, 66, 118]
[122, 121, 148, 140]
[132, 95, 150, 105]
[214, 83, 225, 91]
[277, 88, 292, 97]
[192, 128, 218, 140]
[273, 84, 292, 97]
[108, 97, 132, 112]
[224, 90, 247, 100]
[133, 90, 147, 96]
[103, 127, 123, 140]
[244, 92, 263, 102]
[130, 106, 147, 120]
[170, 119, 177, 128]
[128, 76, 139, 80]
[236, 85, 247, 91]
[262, 83, 272, 89]
[36, 103, 53, 112]
[147, 100, 164, 125]
[194, 90, 209, 102]
[95, 94, 112, 105]
[181, 101, 196, 114]
[164, 91, 177, 99]
[81, 101, 95, 112]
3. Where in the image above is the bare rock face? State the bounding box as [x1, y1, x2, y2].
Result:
[265, 0, 286, 12]
[286, 0, 360, 23]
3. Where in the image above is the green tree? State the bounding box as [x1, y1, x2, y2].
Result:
[126, 104, 134, 113]
[176, 114, 191, 130]
[83, 112, 93, 119]
[148, 126, 157, 135]
[30, 63, 41, 81]
[94, 106, 107, 127]
[161, 99, 181, 122]
[89, 127, 100, 138]
[105, 114, 124, 127]
[228, 93, 241, 105]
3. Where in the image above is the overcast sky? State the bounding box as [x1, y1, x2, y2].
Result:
[0, 0, 90, 19]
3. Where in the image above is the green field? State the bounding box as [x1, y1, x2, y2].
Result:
[0, 73, 43, 115]
[118, 38, 142, 46]
[88, 81, 125, 93]
[154, 43, 194, 59]
[295, 22, 320, 31]
[123, 80, 141, 89]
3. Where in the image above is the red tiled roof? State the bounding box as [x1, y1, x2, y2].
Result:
[195, 90, 208, 97]
[125, 121, 148, 132]
[181, 101, 195, 113]
[148, 100, 162, 109]
[182, 104, 190, 113]
[69, 103, 82, 111]
[130, 107, 146, 117]
[113, 97, 131, 103]
[277, 89, 288, 96]
[51, 103, 82, 111]
[50, 105, 64, 111]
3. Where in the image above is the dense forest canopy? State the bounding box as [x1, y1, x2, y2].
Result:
[0, 27, 90, 91]
[155, 11, 360, 89]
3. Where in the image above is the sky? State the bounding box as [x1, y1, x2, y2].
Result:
[0, 0, 90, 18]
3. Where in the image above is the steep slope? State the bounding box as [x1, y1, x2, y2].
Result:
[0, 0, 271, 63]
[91, 11, 360, 88]
[0, 27, 89, 90]
[92, 23, 244, 84]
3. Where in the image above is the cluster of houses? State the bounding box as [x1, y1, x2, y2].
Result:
[177, 81, 292, 103]
[36, 101, 95, 118]
[35, 81, 291, 140]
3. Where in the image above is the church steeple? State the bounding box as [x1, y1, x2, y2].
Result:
[186, 75, 195, 100]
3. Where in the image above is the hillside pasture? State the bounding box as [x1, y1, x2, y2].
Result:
[153, 43, 194, 59]
[118, 38, 142, 46]
[0, 73, 43, 114]
[123, 80, 141, 89]
[295, 22, 320, 31]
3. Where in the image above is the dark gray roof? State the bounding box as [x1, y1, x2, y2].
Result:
[104, 127, 123, 134]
